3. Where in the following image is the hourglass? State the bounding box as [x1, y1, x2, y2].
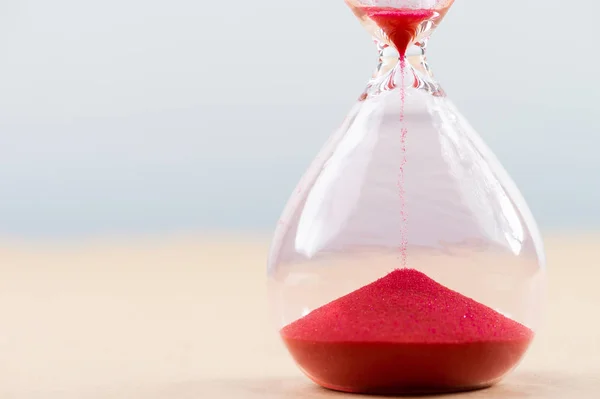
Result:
[267, 0, 546, 394]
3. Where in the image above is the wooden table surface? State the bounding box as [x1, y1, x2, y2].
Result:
[0, 233, 598, 398]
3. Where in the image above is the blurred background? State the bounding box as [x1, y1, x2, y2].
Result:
[0, 1, 599, 397]
[0, 0, 598, 239]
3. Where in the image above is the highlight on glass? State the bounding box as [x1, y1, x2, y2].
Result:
[267, 0, 545, 394]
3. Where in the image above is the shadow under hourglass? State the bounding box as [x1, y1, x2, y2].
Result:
[131, 372, 598, 399]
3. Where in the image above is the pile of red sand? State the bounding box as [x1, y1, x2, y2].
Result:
[281, 268, 533, 394]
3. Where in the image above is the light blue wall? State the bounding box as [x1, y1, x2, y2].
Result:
[0, 0, 598, 236]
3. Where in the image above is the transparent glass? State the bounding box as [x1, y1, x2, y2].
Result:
[267, 0, 545, 394]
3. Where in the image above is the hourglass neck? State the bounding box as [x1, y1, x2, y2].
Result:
[374, 42, 425, 73]
[361, 39, 445, 99]
[349, 2, 452, 99]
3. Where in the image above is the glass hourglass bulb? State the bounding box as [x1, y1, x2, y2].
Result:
[267, 0, 545, 394]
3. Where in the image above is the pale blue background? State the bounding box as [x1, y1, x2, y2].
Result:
[0, 0, 598, 237]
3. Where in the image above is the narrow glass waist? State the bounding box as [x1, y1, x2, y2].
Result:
[380, 44, 425, 59]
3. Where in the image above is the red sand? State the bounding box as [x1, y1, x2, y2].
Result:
[281, 269, 534, 394]
[361, 7, 436, 55]
[356, 8, 439, 266]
